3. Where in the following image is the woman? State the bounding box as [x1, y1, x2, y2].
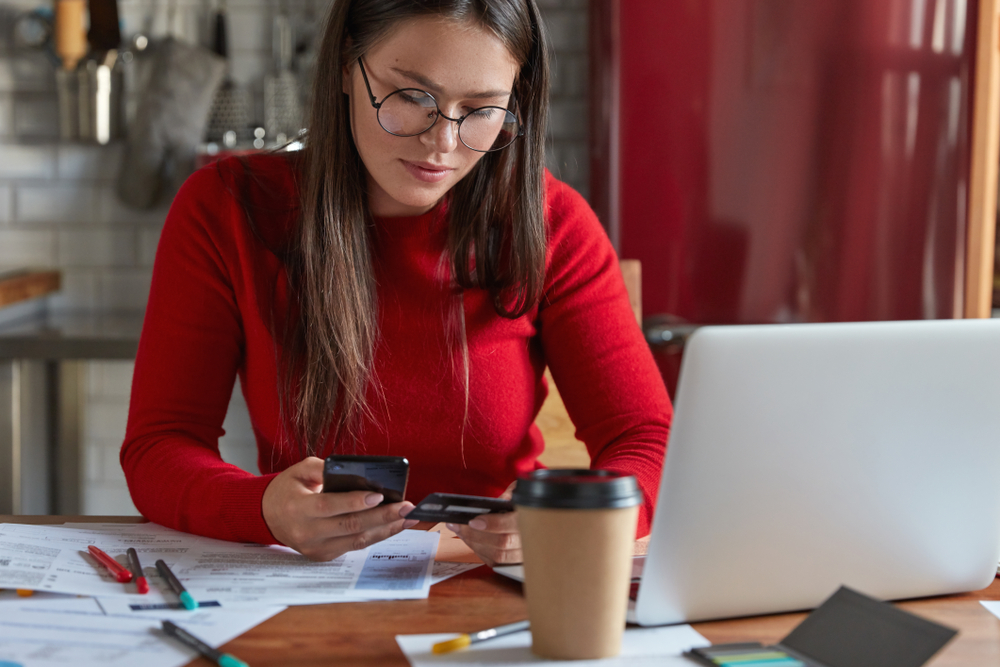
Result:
[121, 0, 671, 565]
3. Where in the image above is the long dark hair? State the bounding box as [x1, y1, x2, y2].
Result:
[285, 0, 550, 456]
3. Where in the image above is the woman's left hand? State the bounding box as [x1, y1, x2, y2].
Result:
[447, 482, 521, 567]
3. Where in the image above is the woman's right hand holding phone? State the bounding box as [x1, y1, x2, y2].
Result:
[262, 457, 417, 561]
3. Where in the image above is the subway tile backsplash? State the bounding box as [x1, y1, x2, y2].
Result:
[0, 0, 590, 515]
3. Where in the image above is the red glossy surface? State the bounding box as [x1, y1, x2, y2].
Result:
[602, 0, 976, 327]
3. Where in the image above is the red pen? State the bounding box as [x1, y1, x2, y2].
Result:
[87, 545, 133, 583]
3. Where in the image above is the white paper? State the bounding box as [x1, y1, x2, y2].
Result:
[175, 529, 440, 606]
[432, 562, 481, 585]
[0, 523, 440, 608]
[95, 549, 473, 616]
[395, 624, 710, 666]
[0, 596, 283, 667]
[0, 524, 216, 607]
[980, 600, 1000, 620]
[0, 590, 81, 603]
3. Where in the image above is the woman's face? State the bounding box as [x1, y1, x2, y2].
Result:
[344, 17, 520, 218]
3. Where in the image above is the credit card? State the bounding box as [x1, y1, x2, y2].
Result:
[406, 492, 514, 524]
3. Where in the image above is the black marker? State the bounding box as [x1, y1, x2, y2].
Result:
[155, 558, 198, 610]
[161, 620, 249, 667]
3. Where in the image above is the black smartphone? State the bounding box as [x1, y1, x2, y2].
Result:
[406, 492, 514, 524]
[322, 455, 409, 504]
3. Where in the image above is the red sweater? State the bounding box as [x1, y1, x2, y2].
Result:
[121, 155, 671, 545]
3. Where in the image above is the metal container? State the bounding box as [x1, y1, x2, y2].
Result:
[55, 68, 80, 140]
[55, 50, 126, 144]
[78, 51, 126, 144]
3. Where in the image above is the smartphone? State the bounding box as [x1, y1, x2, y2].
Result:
[684, 643, 806, 667]
[322, 455, 409, 504]
[406, 492, 514, 524]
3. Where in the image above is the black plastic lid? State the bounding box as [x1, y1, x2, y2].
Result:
[512, 469, 643, 509]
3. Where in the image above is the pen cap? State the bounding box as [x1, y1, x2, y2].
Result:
[512, 469, 642, 510]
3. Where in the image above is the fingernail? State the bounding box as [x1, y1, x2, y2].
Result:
[365, 493, 384, 506]
[468, 519, 487, 530]
[403, 519, 419, 529]
[399, 504, 414, 517]
[445, 523, 459, 532]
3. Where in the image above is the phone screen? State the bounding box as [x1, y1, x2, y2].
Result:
[322, 455, 409, 504]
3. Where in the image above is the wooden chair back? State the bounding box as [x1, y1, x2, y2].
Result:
[535, 259, 641, 468]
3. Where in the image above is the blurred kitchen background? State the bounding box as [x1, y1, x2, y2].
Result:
[3, 0, 1000, 518]
[0, 0, 588, 514]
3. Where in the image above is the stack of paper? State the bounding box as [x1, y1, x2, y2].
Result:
[0, 597, 283, 667]
[0, 522, 448, 608]
[0, 521, 472, 666]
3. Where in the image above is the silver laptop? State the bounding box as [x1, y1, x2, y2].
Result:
[628, 319, 1000, 625]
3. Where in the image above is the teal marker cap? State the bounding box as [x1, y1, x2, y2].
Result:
[179, 591, 199, 610]
[218, 654, 249, 667]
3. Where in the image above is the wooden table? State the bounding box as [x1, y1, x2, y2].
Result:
[4, 516, 1000, 666]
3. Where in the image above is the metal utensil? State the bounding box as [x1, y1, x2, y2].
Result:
[205, 0, 250, 143]
[264, 4, 303, 144]
[77, 49, 125, 145]
[87, 0, 121, 51]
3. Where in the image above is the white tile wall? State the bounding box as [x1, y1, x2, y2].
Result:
[13, 93, 58, 139]
[0, 56, 55, 92]
[47, 268, 100, 311]
[57, 144, 124, 181]
[0, 228, 54, 264]
[100, 268, 153, 310]
[16, 183, 102, 223]
[57, 229, 136, 267]
[0, 94, 12, 138]
[0, 0, 590, 517]
[0, 143, 54, 178]
[0, 184, 11, 223]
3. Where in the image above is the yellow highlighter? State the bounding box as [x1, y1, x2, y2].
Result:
[16, 589, 34, 597]
[432, 619, 530, 654]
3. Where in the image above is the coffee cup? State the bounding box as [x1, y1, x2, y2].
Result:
[512, 469, 642, 659]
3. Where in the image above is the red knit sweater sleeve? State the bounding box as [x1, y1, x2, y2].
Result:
[120, 165, 278, 545]
[540, 173, 671, 536]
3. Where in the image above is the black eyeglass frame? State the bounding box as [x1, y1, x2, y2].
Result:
[356, 57, 523, 153]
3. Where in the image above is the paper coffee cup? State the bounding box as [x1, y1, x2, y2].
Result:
[513, 469, 642, 660]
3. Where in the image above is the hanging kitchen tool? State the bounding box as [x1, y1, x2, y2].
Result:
[77, 50, 125, 144]
[54, 0, 87, 139]
[77, 0, 125, 145]
[87, 0, 121, 51]
[205, 0, 251, 145]
[115, 0, 226, 208]
[263, 2, 303, 144]
[54, 0, 88, 70]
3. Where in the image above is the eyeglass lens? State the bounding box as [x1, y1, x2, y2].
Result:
[377, 89, 519, 152]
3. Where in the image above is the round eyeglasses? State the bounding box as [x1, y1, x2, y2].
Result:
[357, 57, 523, 153]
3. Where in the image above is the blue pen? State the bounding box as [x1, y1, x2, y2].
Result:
[155, 559, 198, 610]
[162, 620, 249, 667]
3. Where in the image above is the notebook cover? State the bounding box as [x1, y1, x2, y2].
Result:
[778, 586, 957, 667]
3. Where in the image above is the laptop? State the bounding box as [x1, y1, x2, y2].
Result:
[499, 319, 1000, 626]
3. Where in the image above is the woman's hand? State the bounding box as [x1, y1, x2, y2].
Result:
[262, 456, 417, 561]
[447, 482, 521, 566]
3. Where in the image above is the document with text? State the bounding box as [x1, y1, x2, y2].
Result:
[0, 596, 283, 667]
[0, 522, 440, 608]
